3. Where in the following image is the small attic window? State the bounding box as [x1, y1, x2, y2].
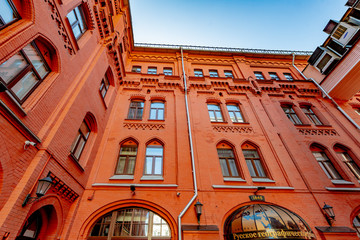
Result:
[323, 20, 339, 34]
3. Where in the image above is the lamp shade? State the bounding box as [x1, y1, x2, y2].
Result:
[36, 176, 53, 197]
[322, 203, 335, 219]
[194, 201, 203, 216]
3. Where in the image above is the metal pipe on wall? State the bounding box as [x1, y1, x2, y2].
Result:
[177, 47, 198, 240]
[292, 53, 360, 130]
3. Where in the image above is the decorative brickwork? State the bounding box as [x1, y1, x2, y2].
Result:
[123, 123, 165, 130]
[212, 125, 254, 134]
[49, 172, 79, 203]
[297, 128, 339, 136]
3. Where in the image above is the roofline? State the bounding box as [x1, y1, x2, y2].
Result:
[134, 43, 313, 56]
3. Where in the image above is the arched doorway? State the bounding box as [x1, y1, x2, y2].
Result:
[16, 205, 58, 240]
[89, 207, 171, 239]
[224, 204, 316, 240]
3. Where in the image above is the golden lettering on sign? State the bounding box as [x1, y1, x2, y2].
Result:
[233, 229, 315, 239]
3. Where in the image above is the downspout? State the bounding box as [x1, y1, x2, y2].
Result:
[178, 47, 198, 240]
[292, 53, 360, 130]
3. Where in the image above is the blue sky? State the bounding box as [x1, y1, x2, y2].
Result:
[129, 0, 348, 51]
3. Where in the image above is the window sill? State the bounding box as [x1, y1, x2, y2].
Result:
[232, 121, 250, 125]
[68, 154, 85, 172]
[148, 119, 165, 122]
[294, 124, 311, 127]
[224, 177, 246, 182]
[331, 179, 354, 185]
[140, 176, 164, 181]
[315, 124, 332, 128]
[252, 178, 275, 183]
[210, 121, 227, 124]
[109, 175, 134, 180]
[124, 118, 143, 121]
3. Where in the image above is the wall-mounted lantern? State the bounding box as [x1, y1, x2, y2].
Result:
[322, 202, 335, 226]
[194, 200, 203, 225]
[22, 176, 53, 207]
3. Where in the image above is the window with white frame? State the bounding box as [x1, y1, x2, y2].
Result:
[67, 5, 87, 40]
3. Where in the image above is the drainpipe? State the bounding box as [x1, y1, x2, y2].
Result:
[178, 47, 198, 240]
[292, 53, 360, 130]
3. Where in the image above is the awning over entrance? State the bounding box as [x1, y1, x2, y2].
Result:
[224, 204, 316, 240]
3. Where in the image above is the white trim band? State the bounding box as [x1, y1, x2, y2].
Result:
[93, 183, 178, 188]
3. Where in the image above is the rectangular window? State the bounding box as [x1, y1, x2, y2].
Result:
[316, 53, 332, 71]
[144, 146, 163, 175]
[301, 106, 322, 125]
[254, 71, 265, 80]
[207, 104, 223, 122]
[282, 106, 302, 125]
[127, 101, 144, 119]
[70, 121, 90, 160]
[163, 68, 173, 76]
[312, 152, 342, 180]
[269, 72, 279, 80]
[224, 70, 234, 78]
[67, 5, 87, 40]
[242, 149, 267, 178]
[333, 25, 347, 40]
[227, 104, 244, 123]
[194, 69, 203, 77]
[0, 0, 19, 29]
[283, 73, 294, 81]
[99, 75, 110, 98]
[149, 102, 164, 120]
[132, 66, 141, 73]
[209, 70, 219, 77]
[0, 42, 50, 103]
[217, 148, 239, 177]
[147, 67, 157, 75]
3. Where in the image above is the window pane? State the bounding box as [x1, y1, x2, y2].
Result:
[220, 159, 230, 176]
[0, 0, 17, 25]
[23, 44, 49, 79]
[208, 111, 215, 121]
[0, 52, 27, 83]
[229, 159, 239, 176]
[67, 10, 77, 25]
[146, 147, 163, 156]
[72, 25, 81, 39]
[215, 111, 223, 121]
[79, 121, 90, 138]
[158, 109, 164, 120]
[154, 157, 162, 174]
[73, 137, 86, 159]
[136, 108, 143, 119]
[149, 109, 157, 119]
[11, 71, 38, 100]
[246, 160, 256, 177]
[127, 156, 136, 174]
[116, 156, 126, 174]
[145, 157, 153, 174]
[254, 160, 266, 177]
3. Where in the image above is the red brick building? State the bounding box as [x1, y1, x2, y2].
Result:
[1, 0, 360, 240]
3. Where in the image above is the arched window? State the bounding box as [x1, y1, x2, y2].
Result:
[310, 144, 342, 180]
[144, 140, 163, 176]
[217, 142, 240, 178]
[115, 139, 138, 175]
[0, 41, 51, 103]
[241, 142, 267, 178]
[353, 214, 360, 237]
[70, 113, 96, 161]
[334, 144, 360, 180]
[89, 208, 171, 239]
[224, 204, 316, 240]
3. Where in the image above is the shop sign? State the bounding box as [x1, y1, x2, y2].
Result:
[232, 229, 316, 239]
[249, 195, 265, 201]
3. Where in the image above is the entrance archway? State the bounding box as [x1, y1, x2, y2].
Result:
[224, 204, 316, 240]
[88, 207, 171, 239]
[16, 205, 58, 240]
